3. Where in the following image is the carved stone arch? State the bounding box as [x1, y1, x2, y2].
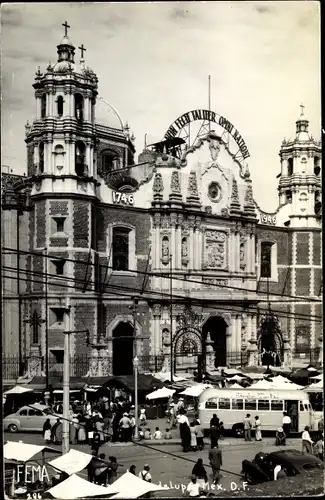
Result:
[173, 326, 203, 355]
[106, 314, 142, 339]
[201, 312, 231, 328]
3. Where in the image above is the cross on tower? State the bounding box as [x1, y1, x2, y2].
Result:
[78, 44, 86, 58]
[300, 103, 305, 116]
[62, 21, 70, 37]
[24, 310, 46, 344]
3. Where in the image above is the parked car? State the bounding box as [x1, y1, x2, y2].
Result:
[242, 449, 324, 484]
[3, 404, 58, 432]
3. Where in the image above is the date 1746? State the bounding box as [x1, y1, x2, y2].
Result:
[112, 192, 134, 205]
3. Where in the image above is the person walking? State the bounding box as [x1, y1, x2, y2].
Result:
[210, 414, 219, 428]
[43, 419, 52, 444]
[192, 458, 208, 490]
[195, 419, 205, 451]
[282, 412, 291, 439]
[70, 414, 79, 444]
[140, 408, 147, 426]
[139, 464, 152, 482]
[209, 445, 223, 484]
[129, 415, 136, 440]
[107, 456, 119, 484]
[96, 418, 105, 444]
[178, 411, 191, 452]
[91, 430, 101, 456]
[302, 426, 314, 454]
[119, 413, 131, 442]
[243, 414, 252, 441]
[254, 416, 262, 441]
[190, 422, 198, 451]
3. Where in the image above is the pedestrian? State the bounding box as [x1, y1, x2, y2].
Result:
[208, 445, 222, 484]
[70, 414, 79, 444]
[179, 413, 191, 452]
[94, 453, 109, 486]
[302, 426, 314, 454]
[254, 416, 262, 441]
[210, 424, 220, 449]
[129, 465, 136, 475]
[195, 419, 204, 451]
[139, 464, 152, 482]
[51, 418, 62, 445]
[210, 414, 219, 428]
[140, 408, 147, 426]
[169, 403, 176, 428]
[243, 414, 252, 441]
[129, 414, 136, 440]
[96, 418, 105, 444]
[275, 427, 286, 446]
[314, 436, 324, 461]
[43, 419, 52, 444]
[78, 418, 87, 444]
[103, 414, 110, 442]
[190, 422, 198, 451]
[91, 430, 101, 456]
[192, 458, 208, 490]
[119, 412, 131, 442]
[107, 456, 119, 484]
[282, 412, 291, 438]
[87, 451, 97, 483]
[186, 475, 201, 497]
[153, 427, 162, 439]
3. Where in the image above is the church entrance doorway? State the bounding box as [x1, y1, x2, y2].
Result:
[112, 322, 134, 376]
[202, 316, 227, 368]
[258, 313, 283, 367]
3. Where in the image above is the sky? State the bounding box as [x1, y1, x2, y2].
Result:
[1, 1, 321, 212]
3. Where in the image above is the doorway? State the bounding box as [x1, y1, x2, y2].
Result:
[202, 316, 227, 368]
[112, 322, 134, 376]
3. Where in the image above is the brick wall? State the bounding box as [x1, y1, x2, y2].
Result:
[74, 251, 93, 291]
[314, 268, 322, 297]
[73, 201, 89, 247]
[74, 304, 96, 353]
[295, 268, 311, 296]
[313, 232, 321, 265]
[27, 144, 35, 177]
[48, 328, 64, 348]
[314, 304, 322, 346]
[296, 232, 310, 265]
[32, 255, 43, 291]
[36, 201, 46, 247]
[49, 200, 69, 215]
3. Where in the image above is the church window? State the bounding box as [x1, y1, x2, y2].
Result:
[41, 94, 47, 118]
[75, 141, 86, 176]
[102, 150, 119, 172]
[51, 308, 64, 324]
[208, 182, 221, 202]
[75, 94, 84, 122]
[260, 242, 273, 278]
[112, 227, 130, 271]
[287, 158, 293, 176]
[53, 259, 65, 276]
[39, 142, 45, 173]
[53, 217, 65, 233]
[314, 157, 320, 176]
[57, 96, 64, 117]
[295, 325, 310, 352]
[315, 191, 321, 215]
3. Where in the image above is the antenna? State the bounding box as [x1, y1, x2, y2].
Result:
[144, 133, 147, 149]
[208, 75, 211, 132]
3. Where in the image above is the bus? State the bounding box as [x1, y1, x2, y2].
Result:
[198, 387, 316, 436]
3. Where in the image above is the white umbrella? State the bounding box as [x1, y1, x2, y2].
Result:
[223, 368, 243, 375]
[250, 379, 274, 389]
[305, 380, 323, 392]
[179, 384, 213, 397]
[146, 387, 175, 400]
[46, 473, 118, 499]
[4, 386, 33, 395]
[49, 449, 103, 476]
[4, 442, 58, 462]
[109, 471, 169, 499]
[227, 374, 247, 381]
[153, 372, 187, 382]
[229, 382, 243, 389]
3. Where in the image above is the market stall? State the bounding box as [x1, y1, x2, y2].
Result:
[45, 473, 118, 499]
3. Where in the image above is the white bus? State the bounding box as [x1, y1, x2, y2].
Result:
[198, 387, 316, 436]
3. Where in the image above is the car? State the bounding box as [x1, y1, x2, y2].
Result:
[3, 404, 59, 433]
[242, 449, 324, 484]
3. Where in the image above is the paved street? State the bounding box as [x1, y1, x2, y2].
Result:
[5, 430, 303, 495]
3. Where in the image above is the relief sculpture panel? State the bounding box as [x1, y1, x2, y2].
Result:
[204, 230, 227, 269]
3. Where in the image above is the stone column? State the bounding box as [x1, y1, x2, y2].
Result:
[175, 224, 181, 269]
[247, 314, 258, 366]
[197, 229, 203, 270]
[205, 333, 215, 372]
[189, 229, 195, 269]
[229, 231, 236, 272]
[88, 348, 99, 377]
[170, 222, 176, 270]
[98, 346, 110, 376]
[36, 97, 41, 119]
[152, 305, 161, 355]
[70, 140, 75, 176]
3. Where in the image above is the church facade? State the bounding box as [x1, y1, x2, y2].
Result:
[2, 28, 322, 382]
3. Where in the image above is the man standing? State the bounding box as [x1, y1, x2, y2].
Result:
[119, 412, 131, 442]
[209, 445, 223, 484]
[301, 426, 314, 454]
[282, 412, 291, 439]
[243, 414, 252, 441]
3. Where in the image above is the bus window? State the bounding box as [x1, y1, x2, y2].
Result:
[218, 398, 231, 409]
[304, 404, 309, 412]
[206, 398, 218, 409]
[271, 400, 284, 411]
[257, 400, 270, 411]
[299, 402, 305, 412]
[245, 399, 257, 411]
[232, 399, 244, 410]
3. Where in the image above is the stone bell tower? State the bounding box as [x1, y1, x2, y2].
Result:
[278, 105, 321, 228]
[23, 23, 100, 375]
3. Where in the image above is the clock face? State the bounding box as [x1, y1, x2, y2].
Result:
[208, 182, 221, 202]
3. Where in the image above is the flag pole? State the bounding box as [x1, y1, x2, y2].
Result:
[208, 75, 211, 132]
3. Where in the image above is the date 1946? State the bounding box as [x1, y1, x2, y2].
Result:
[112, 192, 134, 205]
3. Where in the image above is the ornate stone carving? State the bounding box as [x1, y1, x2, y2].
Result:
[202, 278, 228, 286]
[181, 237, 189, 265]
[186, 171, 201, 205]
[229, 177, 241, 215]
[27, 345, 43, 378]
[152, 303, 161, 316]
[161, 214, 170, 229]
[177, 213, 183, 226]
[205, 231, 227, 269]
[161, 236, 170, 264]
[170, 213, 178, 227]
[153, 213, 161, 228]
[169, 170, 182, 202]
[153, 172, 164, 200]
[208, 133, 221, 162]
[243, 182, 256, 216]
[176, 305, 202, 330]
[240, 236, 246, 269]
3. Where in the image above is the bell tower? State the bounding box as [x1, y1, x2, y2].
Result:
[278, 105, 321, 228]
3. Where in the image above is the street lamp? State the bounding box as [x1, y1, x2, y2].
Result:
[133, 355, 139, 440]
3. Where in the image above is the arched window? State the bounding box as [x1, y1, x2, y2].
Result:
[39, 142, 45, 173]
[102, 150, 119, 172]
[285, 190, 292, 203]
[287, 158, 293, 176]
[314, 157, 320, 176]
[75, 94, 84, 122]
[315, 191, 321, 215]
[41, 94, 47, 118]
[112, 227, 130, 271]
[75, 141, 86, 176]
[260, 242, 273, 278]
[57, 96, 64, 117]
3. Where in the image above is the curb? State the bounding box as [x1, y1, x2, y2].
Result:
[104, 438, 300, 447]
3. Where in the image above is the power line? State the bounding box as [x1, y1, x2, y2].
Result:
[2, 266, 322, 323]
[3, 246, 322, 304]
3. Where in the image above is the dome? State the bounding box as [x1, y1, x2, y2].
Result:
[296, 131, 312, 142]
[52, 60, 74, 73]
[95, 98, 124, 130]
[59, 35, 74, 47]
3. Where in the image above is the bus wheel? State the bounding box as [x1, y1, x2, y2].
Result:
[233, 424, 244, 438]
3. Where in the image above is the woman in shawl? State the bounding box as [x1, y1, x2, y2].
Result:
[96, 418, 105, 444]
[192, 458, 208, 490]
[190, 421, 198, 451]
[254, 416, 262, 441]
[54, 418, 62, 445]
[43, 419, 52, 444]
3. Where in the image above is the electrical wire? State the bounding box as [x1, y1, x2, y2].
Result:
[3, 246, 322, 304]
[2, 266, 322, 323]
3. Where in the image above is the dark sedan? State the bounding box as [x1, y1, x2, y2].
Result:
[242, 449, 324, 485]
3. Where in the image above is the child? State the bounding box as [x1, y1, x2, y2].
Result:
[275, 427, 286, 446]
[153, 427, 162, 439]
[164, 428, 172, 439]
[195, 419, 204, 451]
[140, 408, 147, 426]
[314, 436, 324, 461]
[144, 428, 152, 440]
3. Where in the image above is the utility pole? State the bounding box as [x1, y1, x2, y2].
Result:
[131, 297, 140, 441]
[62, 328, 71, 455]
[44, 248, 49, 389]
[169, 255, 173, 383]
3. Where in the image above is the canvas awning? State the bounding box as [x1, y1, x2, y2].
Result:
[179, 384, 213, 397]
[108, 471, 169, 499]
[4, 441, 59, 462]
[49, 449, 108, 476]
[46, 473, 118, 499]
[4, 385, 33, 395]
[103, 374, 164, 392]
[305, 380, 323, 392]
[26, 376, 87, 391]
[146, 387, 175, 400]
[226, 374, 247, 381]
